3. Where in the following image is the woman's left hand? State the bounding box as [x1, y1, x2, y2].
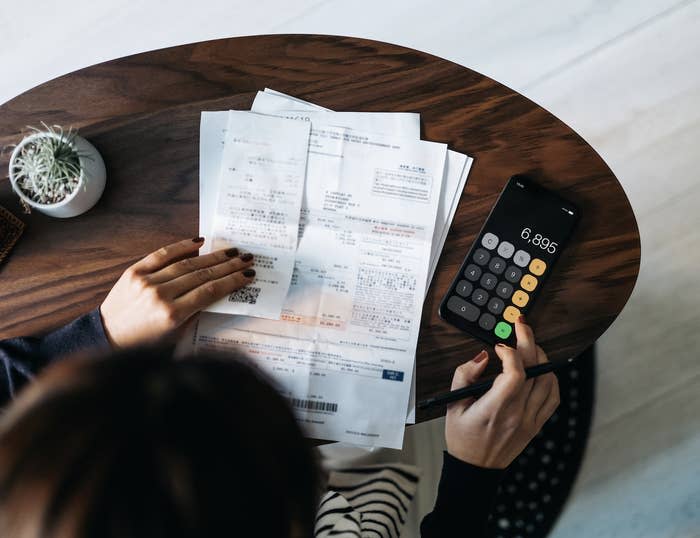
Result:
[100, 237, 255, 348]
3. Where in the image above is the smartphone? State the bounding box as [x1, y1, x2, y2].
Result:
[439, 175, 580, 346]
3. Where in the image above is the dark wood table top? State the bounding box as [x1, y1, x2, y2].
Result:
[0, 34, 640, 423]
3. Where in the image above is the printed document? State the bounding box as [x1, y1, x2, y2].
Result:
[190, 115, 447, 448]
[252, 90, 473, 423]
[203, 111, 311, 319]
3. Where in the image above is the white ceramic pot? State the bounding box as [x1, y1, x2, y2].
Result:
[8, 132, 106, 218]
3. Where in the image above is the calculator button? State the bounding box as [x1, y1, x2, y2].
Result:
[512, 290, 530, 308]
[471, 288, 489, 306]
[513, 250, 531, 267]
[464, 264, 482, 281]
[473, 248, 491, 265]
[481, 232, 499, 250]
[478, 313, 497, 331]
[487, 297, 505, 315]
[455, 280, 474, 297]
[496, 282, 514, 299]
[503, 305, 521, 323]
[529, 258, 547, 276]
[494, 321, 513, 340]
[480, 273, 497, 291]
[520, 274, 538, 292]
[447, 296, 480, 322]
[504, 266, 522, 283]
[497, 241, 515, 259]
[488, 256, 506, 275]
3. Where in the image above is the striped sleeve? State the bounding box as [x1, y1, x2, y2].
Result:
[315, 464, 420, 538]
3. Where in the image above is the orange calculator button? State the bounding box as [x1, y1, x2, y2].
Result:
[520, 274, 538, 292]
[503, 305, 521, 323]
[529, 258, 546, 276]
[512, 290, 529, 308]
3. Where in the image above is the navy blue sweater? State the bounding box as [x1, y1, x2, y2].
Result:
[0, 310, 503, 536]
[0, 309, 109, 405]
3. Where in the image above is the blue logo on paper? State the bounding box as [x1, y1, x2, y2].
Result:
[382, 370, 404, 382]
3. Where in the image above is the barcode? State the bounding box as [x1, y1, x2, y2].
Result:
[290, 398, 338, 413]
[228, 286, 261, 304]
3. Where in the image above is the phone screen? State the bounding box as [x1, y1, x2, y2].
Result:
[439, 176, 579, 345]
[487, 177, 579, 266]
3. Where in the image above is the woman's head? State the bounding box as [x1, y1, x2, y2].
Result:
[0, 347, 320, 538]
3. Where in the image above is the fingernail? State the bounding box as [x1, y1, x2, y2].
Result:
[243, 269, 256, 277]
[518, 315, 527, 324]
[473, 350, 488, 363]
[496, 343, 510, 348]
[192, 236, 204, 243]
[240, 253, 254, 262]
[225, 248, 239, 257]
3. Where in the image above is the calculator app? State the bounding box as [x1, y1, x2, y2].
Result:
[440, 176, 579, 345]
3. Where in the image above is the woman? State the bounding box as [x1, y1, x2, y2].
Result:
[0, 237, 560, 537]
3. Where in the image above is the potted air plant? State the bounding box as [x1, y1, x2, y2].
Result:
[8, 124, 106, 218]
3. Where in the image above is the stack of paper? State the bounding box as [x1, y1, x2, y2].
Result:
[183, 89, 473, 449]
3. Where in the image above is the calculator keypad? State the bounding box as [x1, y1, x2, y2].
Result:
[480, 273, 497, 290]
[513, 250, 531, 267]
[447, 231, 546, 341]
[504, 266, 522, 283]
[478, 313, 497, 330]
[455, 280, 473, 297]
[529, 258, 547, 276]
[464, 264, 482, 281]
[488, 257, 506, 274]
[496, 282, 514, 299]
[497, 241, 515, 259]
[481, 233, 499, 250]
[473, 248, 491, 265]
[446, 296, 480, 321]
[471, 289, 489, 306]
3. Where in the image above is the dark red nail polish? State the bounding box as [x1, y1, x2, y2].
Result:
[518, 315, 527, 324]
[243, 269, 255, 277]
[225, 248, 239, 257]
[192, 236, 204, 243]
[240, 253, 254, 262]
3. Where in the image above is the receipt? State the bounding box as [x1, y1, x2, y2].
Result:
[203, 111, 311, 319]
[187, 91, 474, 447]
[253, 90, 472, 289]
[192, 116, 447, 448]
[253, 90, 472, 423]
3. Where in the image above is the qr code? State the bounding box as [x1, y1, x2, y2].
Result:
[228, 286, 261, 304]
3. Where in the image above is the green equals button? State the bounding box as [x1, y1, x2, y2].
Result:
[494, 321, 512, 340]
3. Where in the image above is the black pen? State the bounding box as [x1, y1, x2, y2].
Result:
[417, 358, 574, 410]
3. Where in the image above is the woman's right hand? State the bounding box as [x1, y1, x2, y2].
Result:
[444, 317, 560, 469]
[99, 237, 255, 348]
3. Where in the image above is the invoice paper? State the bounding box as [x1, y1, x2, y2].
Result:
[252, 91, 422, 137]
[253, 89, 472, 289]
[199, 98, 421, 248]
[190, 119, 447, 448]
[253, 90, 473, 423]
[203, 111, 311, 319]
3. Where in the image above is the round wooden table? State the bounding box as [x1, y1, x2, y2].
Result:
[0, 35, 640, 422]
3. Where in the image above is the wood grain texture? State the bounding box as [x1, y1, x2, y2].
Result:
[0, 34, 640, 423]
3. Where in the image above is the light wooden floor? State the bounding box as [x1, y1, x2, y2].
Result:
[1, 1, 698, 536]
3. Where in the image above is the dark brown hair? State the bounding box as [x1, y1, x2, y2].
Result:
[0, 347, 320, 538]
